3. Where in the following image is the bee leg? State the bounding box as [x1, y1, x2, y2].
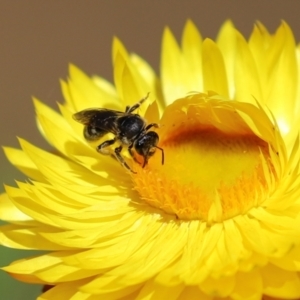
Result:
[145, 123, 159, 131]
[126, 93, 150, 114]
[114, 145, 136, 173]
[97, 138, 116, 155]
[128, 144, 141, 164]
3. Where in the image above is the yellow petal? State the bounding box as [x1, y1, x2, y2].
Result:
[3, 147, 45, 182]
[248, 22, 271, 92]
[5, 185, 62, 228]
[200, 274, 235, 297]
[202, 39, 229, 98]
[265, 22, 298, 136]
[0, 193, 33, 223]
[178, 287, 212, 300]
[67, 64, 118, 111]
[112, 37, 130, 66]
[38, 282, 84, 300]
[231, 269, 263, 300]
[161, 27, 186, 104]
[0, 224, 68, 250]
[261, 263, 300, 299]
[130, 53, 162, 103]
[181, 20, 203, 94]
[113, 39, 152, 114]
[135, 278, 184, 300]
[217, 20, 237, 99]
[234, 32, 263, 104]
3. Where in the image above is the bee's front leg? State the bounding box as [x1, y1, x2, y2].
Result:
[114, 146, 136, 173]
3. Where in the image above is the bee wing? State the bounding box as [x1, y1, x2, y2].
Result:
[72, 108, 110, 125]
[72, 108, 125, 126]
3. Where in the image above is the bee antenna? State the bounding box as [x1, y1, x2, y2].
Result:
[155, 146, 164, 165]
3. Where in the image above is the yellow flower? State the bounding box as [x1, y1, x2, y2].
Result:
[1, 20, 300, 300]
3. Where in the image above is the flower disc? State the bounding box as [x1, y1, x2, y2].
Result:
[133, 93, 277, 222]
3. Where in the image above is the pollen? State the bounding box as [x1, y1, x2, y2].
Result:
[132, 95, 277, 222]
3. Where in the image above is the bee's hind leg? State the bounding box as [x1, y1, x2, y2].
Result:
[97, 138, 116, 155]
[126, 93, 150, 114]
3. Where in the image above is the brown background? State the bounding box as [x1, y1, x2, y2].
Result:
[0, 1, 300, 299]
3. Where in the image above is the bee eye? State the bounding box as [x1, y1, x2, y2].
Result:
[84, 125, 104, 141]
[148, 148, 156, 156]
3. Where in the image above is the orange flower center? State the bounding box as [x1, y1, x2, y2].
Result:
[132, 96, 277, 222]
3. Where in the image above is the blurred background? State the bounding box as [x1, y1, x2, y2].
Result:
[1, 1, 300, 299]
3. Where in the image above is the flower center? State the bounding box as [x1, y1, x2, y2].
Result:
[132, 96, 277, 222]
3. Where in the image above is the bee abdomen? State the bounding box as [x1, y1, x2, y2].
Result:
[84, 125, 107, 141]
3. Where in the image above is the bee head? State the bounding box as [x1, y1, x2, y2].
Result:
[134, 131, 164, 168]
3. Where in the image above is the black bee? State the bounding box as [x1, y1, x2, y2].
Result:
[72, 94, 164, 173]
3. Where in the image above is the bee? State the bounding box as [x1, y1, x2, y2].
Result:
[72, 94, 164, 173]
